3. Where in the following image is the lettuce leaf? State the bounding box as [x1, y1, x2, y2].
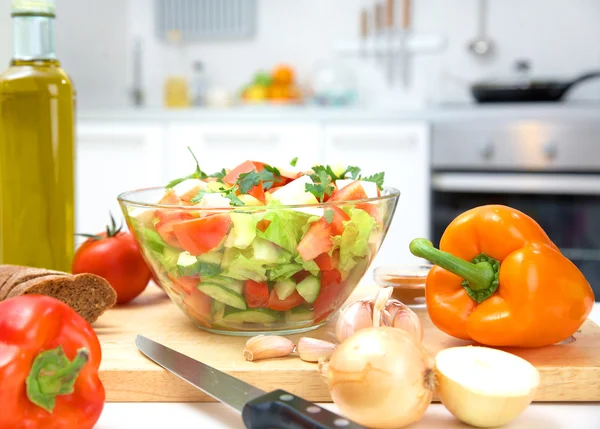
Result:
[338, 208, 377, 271]
[267, 263, 303, 281]
[225, 211, 261, 249]
[257, 209, 312, 255]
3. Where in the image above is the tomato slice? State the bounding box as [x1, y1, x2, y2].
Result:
[330, 180, 368, 202]
[168, 274, 200, 296]
[223, 160, 264, 185]
[159, 189, 181, 205]
[328, 206, 350, 236]
[245, 280, 270, 308]
[248, 182, 266, 203]
[267, 288, 305, 311]
[155, 211, 195, 249]
[313, 270, 344, 322]
[257, 219, 271, 232]
[183, 287, 213, 327]
[172, 214, 231, 255]
[297, 218, 333, 261]
[314, 249, 340, 271]
[293, 270, 311, 284]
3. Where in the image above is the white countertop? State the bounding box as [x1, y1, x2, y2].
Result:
[97, 305, 600, 429]
[78, 102, 600, 123]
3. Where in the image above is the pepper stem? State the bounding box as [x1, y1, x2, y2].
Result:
[26, 346, 89, 413]
[409, 238, 500, 303]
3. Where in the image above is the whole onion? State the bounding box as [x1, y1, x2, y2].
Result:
[324, 327, 436, 428]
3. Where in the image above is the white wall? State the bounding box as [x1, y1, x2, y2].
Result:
[4, 0, 598, 108]
[0, 0, 11, 70]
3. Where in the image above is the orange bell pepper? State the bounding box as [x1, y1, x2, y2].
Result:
[410, 205, 595, 348]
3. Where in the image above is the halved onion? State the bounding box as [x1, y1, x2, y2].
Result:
[435, 346, 540, 428]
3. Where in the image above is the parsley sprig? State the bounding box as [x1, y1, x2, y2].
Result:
[304, 164, 385, 201]
[190, 164, 281, 207]
[165, 147, 228, 189]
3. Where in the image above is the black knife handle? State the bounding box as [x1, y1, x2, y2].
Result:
[241, 389, 367, 429]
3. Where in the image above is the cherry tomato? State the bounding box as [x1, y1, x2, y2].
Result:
[72, 217, 152, 305]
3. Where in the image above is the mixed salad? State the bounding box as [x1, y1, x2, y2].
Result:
[126, 151, 393, 332]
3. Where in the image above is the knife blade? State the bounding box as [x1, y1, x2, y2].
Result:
[135, 335, 367, 429]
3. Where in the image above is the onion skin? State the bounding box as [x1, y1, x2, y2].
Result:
[325, 327, 436, 429]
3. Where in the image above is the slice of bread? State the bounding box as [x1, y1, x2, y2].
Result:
[0, 267, 68, 300]
[0, 265, 25, 290]
[0, 265, 117, 324]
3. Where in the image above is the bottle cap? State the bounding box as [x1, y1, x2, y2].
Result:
[11, 0, 56, 16]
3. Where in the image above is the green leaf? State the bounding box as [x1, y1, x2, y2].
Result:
[237, 167, 280, 194]
[361, 172, 385, 190]
[190, 189, 211, 204]
[307, 165, 335, 202]
[209, 168, 227, 180]
[224, 192, 244, 206]
[290, 157, 298, 167]
[324, 209, 334, 224]
[344, 166, 362, 180]
[197, 261, 222, 277]
[166, 147, 208, 189]
[338, 208, 376, 271]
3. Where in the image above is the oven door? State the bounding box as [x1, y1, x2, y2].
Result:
[432, 171, 600, 300]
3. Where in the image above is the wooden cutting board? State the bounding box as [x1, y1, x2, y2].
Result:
[96, 284, 600, 403]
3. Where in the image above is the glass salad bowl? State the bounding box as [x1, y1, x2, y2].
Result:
[118, 182, 400, 335]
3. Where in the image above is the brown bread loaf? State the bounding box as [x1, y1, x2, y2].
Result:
[0, 264, 116, 324]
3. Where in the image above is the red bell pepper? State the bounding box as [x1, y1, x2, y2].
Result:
[0, 295, 105, 429]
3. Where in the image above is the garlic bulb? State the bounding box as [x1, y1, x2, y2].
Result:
[335, 287, 424, 344]
[383, 300, 424, 344]
[335, 300, 374, 342]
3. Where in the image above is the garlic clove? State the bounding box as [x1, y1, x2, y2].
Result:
[335, 300, 373, 342]
[243, 335, 295, 362]
[297, 337, 337, 362]
[373, 286, 394, 328]
[383, 300, 424, 344]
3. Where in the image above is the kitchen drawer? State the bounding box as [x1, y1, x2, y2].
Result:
[166, 122, 322, 178]
[432, 119, 600, 171]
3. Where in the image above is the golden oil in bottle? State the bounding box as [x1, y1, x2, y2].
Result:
[0, 0, 76, 271]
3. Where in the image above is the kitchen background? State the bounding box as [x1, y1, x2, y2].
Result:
[2, 0, 600, 298]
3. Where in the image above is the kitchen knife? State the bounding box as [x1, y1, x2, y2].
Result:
[135, 335, 366, 429]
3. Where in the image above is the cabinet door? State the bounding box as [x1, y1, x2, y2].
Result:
[75, 122, 165, 244]
[166, 122, 322, 179]
[323, 123, 431, 267]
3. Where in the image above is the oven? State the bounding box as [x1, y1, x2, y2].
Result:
[431, 117, 600, 300]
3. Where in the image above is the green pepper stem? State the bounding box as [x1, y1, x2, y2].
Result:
[409, 238, 494, 291]
[26, 346, 89, 413]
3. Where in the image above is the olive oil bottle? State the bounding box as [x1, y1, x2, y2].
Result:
[0, 0, 75, 272]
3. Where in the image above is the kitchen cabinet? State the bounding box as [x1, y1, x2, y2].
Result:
[75, 122, 165, 243]
[165, 122, 322, 179]
[323, 123, 431, 267]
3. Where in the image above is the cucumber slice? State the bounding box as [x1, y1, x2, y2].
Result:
[207, 276, 244, 294]
[274, 279, 296, 300]
[296, 275, 320, 304]
[212, 301, 226, 320]
[177, 252, 200, 276]
[222, 308, 280, 324]
[197, 251, 223, 265]
[176, 251, 221, 277]
[197, 284, 247, 310]
[285, 305, 314, 322]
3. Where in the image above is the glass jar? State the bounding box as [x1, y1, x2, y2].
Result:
[373, 264, 432, 308]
